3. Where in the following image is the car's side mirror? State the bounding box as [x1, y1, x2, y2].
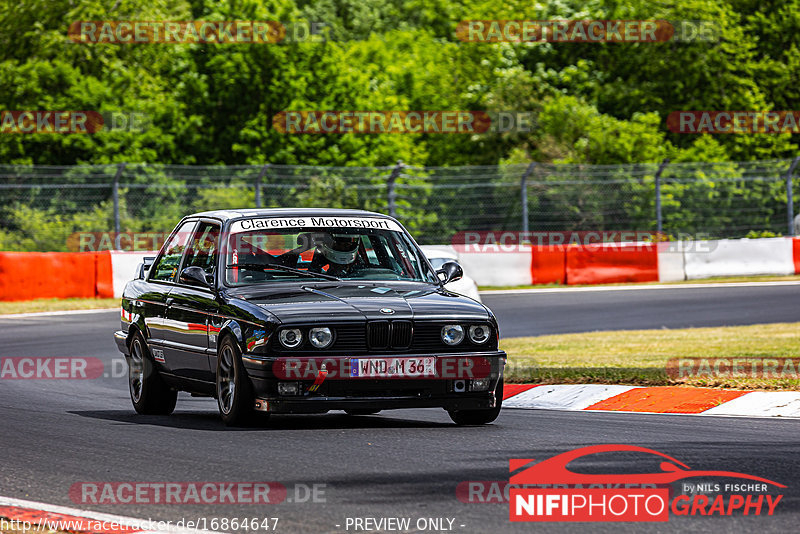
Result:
[436, 261, 463, 284]
[137, 256, 155, 279]
[180, 266, 213, 288]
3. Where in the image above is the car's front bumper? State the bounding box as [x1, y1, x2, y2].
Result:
[252, 393, 498, 414]
[242, 351, 505, 414]
[114, 330, 129, 355]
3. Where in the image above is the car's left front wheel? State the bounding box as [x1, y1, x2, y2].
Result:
[216, 336, 259, 426]
[128, 332, 177, 415]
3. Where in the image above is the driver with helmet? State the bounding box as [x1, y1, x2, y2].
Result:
[310, 233, 363, 276]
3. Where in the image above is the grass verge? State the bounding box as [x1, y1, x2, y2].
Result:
[0, 297, 119, 315]
[500, 322, 800, 390]
[481, 274, 800, 291]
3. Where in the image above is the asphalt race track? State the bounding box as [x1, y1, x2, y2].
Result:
[1, 284, 800, 533]
[482, 282, 800, 337]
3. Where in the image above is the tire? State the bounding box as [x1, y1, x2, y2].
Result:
[447, 379, 503, 425]
[216, 336, 259, 426]
[128, 331, 178, 415]
[344, 409, 381, 416]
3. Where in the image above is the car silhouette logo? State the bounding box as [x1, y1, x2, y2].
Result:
[510, 444, 785, 487]
[380, 308, 394, 314]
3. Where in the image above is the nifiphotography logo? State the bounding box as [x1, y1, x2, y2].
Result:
[509, 445, 785, 522]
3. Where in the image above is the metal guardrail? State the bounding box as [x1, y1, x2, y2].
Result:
[1, 159, 799, 250]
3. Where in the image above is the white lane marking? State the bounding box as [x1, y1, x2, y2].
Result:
[503, 384, 640, 410]
[481, 280, 800, 295]
[0, 308, 118, 320]
[0, 495, 221, 533]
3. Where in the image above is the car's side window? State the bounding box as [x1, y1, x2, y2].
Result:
[182, 221, 220, 282]
[150, 221, 196, 282]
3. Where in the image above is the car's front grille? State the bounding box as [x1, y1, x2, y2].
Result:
[270, 320, 495, 354]
[408, 323, 445, 351]
[390, 320, 412, 349]
[366, 320, 411, 349]
[329, 324, 368, 352]
[367, 321, 390, 349]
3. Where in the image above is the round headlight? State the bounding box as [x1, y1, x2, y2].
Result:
[309, 327, 333, 349]
[441, 324, 465, 346]
[279, 328, 303, 348]
[469, 325, 491, 344]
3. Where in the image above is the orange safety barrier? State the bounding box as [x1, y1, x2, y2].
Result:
[565, 243, 658, 285]
[793, 238, 800, 274]
[95, 251, 114, 298]
[0, 251, 112, 301]
[530, 246, 566, 284]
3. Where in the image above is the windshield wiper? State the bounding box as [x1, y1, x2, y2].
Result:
[227, 263, 341, 281]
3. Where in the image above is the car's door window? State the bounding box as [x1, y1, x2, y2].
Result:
[150, 221, 196, 282]
[181, 221, 220, 283]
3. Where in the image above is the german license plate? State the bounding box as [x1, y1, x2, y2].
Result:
[349, 357, 435, 378]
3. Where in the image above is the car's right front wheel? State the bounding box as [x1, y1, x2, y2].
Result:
[447, 380, 503, 425]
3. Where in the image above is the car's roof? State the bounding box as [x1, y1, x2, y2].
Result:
[187, 208, 392, 223]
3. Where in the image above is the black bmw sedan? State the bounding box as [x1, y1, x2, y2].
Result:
[114, 209, 506, 426]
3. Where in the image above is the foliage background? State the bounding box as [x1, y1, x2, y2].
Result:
[1, 0, 799, 248]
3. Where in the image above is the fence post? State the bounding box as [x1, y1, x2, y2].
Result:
[387, 160, 403, 218]
[787, 157, 800, 236]
[520, 162, 535, 233]
[255, 163, 269, 208]
[654, 158, 670, 235]
[112, 162, 125, 236]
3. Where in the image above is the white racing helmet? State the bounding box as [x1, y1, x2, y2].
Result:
[316, 234, 360, 264]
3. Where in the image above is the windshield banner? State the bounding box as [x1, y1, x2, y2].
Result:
[230, 217, 402, 233]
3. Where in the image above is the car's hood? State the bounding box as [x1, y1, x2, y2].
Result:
[226, 282, 489, 323]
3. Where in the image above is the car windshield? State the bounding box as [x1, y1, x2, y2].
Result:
[224, 216, 438, 286]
